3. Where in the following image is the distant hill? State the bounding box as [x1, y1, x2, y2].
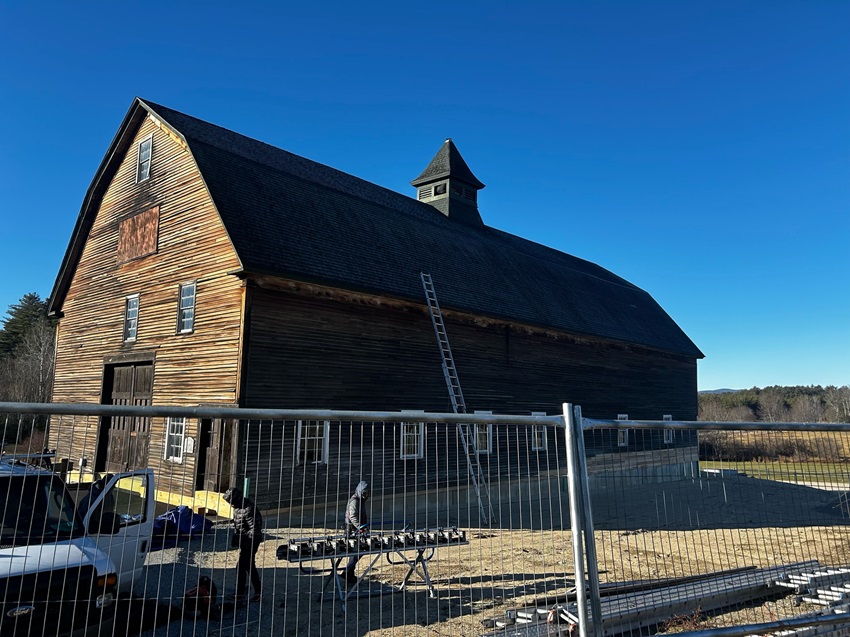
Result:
[699, 388, 740, 395]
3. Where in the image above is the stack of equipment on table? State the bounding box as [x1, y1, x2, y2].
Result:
[282, 526, 467, 560]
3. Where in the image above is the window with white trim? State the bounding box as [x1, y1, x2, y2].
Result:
[177, 282, 196, 333]
[297, 420, 330, 464]
[137, 137, 152, 182]
[473, 410, 493, 454]
[617, 413, 629, 447]
[165, 417, 186, 462]
[531, 411, 548, 451]
[400, 416, 425, 460]
[123, 294, 139, 342]
[663, 415, 674, 444]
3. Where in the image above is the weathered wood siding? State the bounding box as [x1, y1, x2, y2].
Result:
[50, 114, 244, 494]
[239, 286, 697, 506]
[242, 287, 696, 416]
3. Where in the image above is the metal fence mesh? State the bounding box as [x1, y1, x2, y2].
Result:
[3, 404, 850, 637]
[574, 415, 850, 637]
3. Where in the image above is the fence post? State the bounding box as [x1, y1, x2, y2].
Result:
[564, 402, 590, 637]
[574, 405, 603, 637]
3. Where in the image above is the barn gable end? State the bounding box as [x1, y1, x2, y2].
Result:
[49, 107, 244, 493]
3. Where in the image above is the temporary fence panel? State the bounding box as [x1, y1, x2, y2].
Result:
[568, 409, 850, 637]
[0, 402, 569, 637]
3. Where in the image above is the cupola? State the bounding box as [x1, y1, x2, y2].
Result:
[411, 139, 485, 226]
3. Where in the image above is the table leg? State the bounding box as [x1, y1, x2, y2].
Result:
[417, 553, 436, 598]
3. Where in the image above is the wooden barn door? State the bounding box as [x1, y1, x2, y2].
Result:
[196, 417, 237, 492]
[100, 363, 153, 472]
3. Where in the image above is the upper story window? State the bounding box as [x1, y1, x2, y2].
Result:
[137, 137, 152, 182]
[123, 295, 139, 342]
[177, 282, 196, 333]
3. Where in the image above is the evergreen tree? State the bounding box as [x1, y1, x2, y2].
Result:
[0, 292, 50, 357]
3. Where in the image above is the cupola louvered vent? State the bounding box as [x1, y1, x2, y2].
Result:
[418, 186, 433, 200]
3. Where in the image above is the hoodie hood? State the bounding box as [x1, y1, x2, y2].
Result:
[223, 487, 244, 507]
[353, 481, 369, 499]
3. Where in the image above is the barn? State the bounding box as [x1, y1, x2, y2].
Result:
[47, 97, 703, 510]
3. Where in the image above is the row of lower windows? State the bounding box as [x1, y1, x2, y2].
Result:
[162, 417, 551, 464]
[296, 414, 551, 465]
[162, 416, 680, 464]
[123, 282, 195, 342]
[616, 414, 675, 446]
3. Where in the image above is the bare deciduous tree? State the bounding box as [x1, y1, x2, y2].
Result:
[757, 393, 789, 423]
[790, 394, 825, 423]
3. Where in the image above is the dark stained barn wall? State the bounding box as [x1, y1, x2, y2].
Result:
[241, 285, 697, 419]
[239, 284, 697, 507]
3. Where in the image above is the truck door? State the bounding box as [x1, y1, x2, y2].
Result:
[82, 469, 155, 593]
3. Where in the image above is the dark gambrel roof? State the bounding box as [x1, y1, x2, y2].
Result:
[51, 98, 703, 358]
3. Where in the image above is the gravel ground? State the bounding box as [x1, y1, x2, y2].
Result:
[119, 475, 850, 637]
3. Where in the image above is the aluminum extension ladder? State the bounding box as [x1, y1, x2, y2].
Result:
[420, 272, 493, 525]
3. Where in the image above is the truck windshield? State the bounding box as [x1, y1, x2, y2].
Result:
[0, 474, 85, 545]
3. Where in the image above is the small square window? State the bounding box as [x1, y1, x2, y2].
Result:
[177, 282, 196, 333]
[531, 411, 547, 451]
[473, 411, 493, 454]
[165, 417, 186, 463]
[137, 138, 152, 182]
[297, 420, 330, 464]
[123, 295, 139, 342]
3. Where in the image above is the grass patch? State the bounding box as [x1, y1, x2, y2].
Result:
[701, 460, 850, 483]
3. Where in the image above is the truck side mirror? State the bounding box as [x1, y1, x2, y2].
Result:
[89, 511, 122, 534]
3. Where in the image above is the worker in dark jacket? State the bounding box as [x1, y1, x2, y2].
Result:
[343, 481, 370, 584]
[223, 487, 263, 601]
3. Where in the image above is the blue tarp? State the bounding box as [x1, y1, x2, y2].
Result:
[150, 505, 213, 551]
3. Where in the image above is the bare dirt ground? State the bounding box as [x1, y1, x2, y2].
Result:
[134, 475, 850, 637]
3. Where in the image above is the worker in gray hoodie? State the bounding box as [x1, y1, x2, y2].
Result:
[223, 487, 263, 601]
[343, 481, 370, 584]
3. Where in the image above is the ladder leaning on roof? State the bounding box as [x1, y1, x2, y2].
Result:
[420, 272, 493, 525]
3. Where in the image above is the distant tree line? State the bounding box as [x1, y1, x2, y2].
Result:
[698, 385, 850, 424]
[0, 293, 56, 443]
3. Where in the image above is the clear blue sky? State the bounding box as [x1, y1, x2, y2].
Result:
[1, 1, 847, 392]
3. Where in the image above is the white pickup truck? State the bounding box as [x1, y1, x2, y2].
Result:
[0, 454, 154, 636]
